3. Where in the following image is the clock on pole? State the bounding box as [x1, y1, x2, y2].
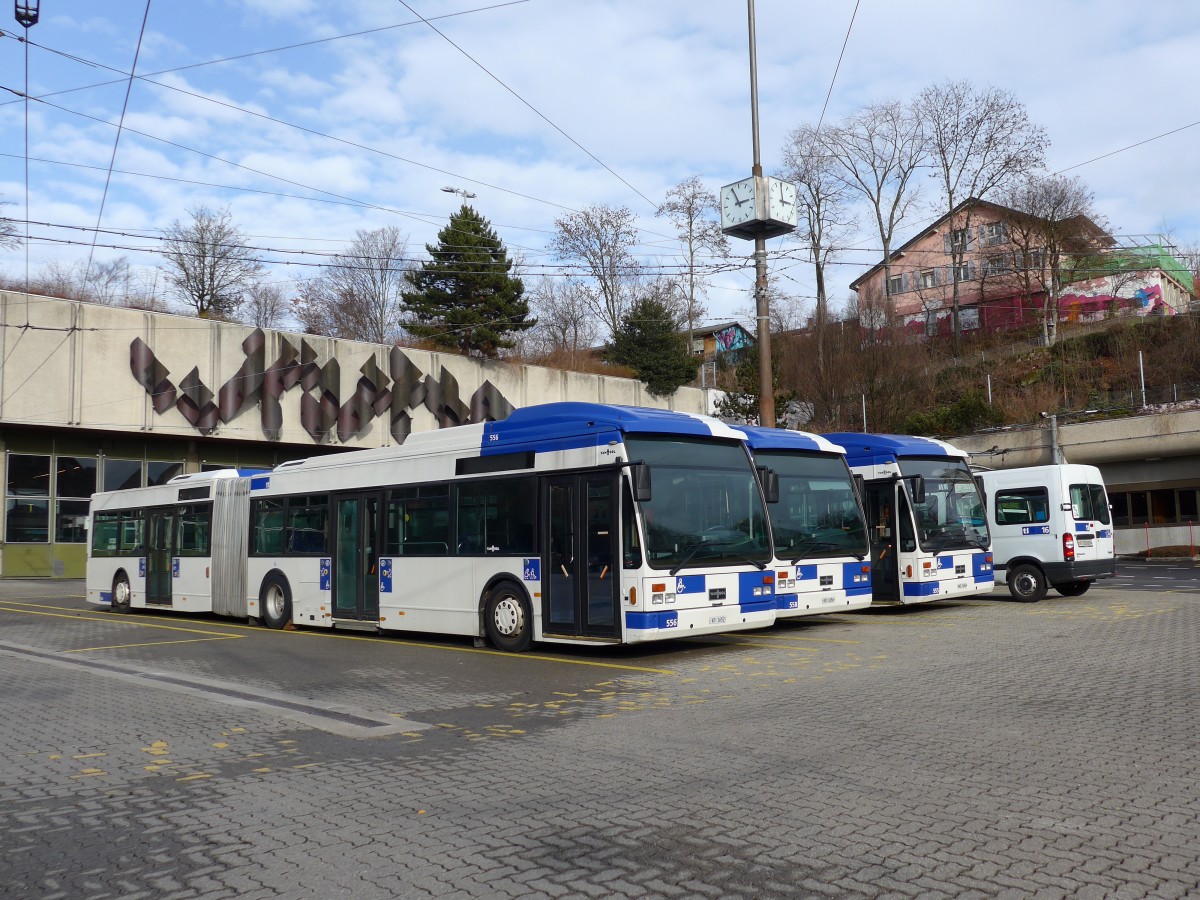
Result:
[719, 175, 798, 240]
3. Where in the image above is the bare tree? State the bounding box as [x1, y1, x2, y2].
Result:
[915, 80, 1049, 352]
[780, 123, 857, 370]
[294, 226, 410, 344]
[161, 205, 264, 319]
[242, 281, 289, 329]
[0, 199, 18, 249]
[656, 177, 728, 352]
[1000, 174, 1107, 346]
[550, 204, 641, 339]
[522, 277, 597, 361]
[824, 100, 926, 313]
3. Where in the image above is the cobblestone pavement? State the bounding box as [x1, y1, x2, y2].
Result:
[1, 578, 1198, 898]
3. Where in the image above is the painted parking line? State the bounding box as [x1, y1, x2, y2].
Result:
[64, 636, 244, 653]
[0, 602, 676, 675]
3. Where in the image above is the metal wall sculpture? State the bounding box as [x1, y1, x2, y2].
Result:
[130, 330, 514, 443]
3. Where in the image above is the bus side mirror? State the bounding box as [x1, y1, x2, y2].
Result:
[973, 476, 986, 511]
[630, 462, 652, 502]
[853, 474, 865, 503]
[909, 475, 926, 505]
[757, 466, 780, 504]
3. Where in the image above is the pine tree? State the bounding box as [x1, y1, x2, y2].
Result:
[607, 296, 698, 398]
[402, 205, 532, 358]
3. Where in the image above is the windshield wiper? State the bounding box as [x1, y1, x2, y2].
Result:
[787, 536, 842, 565]
[670, 539, 767, 575]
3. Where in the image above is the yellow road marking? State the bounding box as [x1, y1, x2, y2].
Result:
[65, 635, 244, 653]
[0, 601, 675, 674]
[735, 632, 862, 645]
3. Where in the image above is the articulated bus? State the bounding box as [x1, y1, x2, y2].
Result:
[87, 402, 779, 651]
[733, 427, 872, 615]
[823, 433, 993, 604]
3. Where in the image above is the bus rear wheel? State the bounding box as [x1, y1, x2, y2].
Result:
[484, 582, 532, 653]
[260, 574, 293, 630]
[112, 574, 131, 613]
[1055, 580, 1091, 597]
[1008, 564, 1047, 603]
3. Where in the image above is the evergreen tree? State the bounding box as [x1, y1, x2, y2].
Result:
[607, 296, 698, 398]
[402, 205, 532, 357]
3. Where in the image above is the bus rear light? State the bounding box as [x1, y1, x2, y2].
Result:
[777, 571, 789, 581]
[652, 583, 665, 592]
[763, 574, 774, 585]
[630, 587, 636, 605]
[906, 565, 913, 577]
[1063, 534, 1075, 561]
[922, 561, 933, 569]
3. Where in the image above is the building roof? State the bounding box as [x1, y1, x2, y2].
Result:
[847, 197, 1111, 293]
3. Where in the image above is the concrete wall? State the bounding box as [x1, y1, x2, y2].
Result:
[0, 291, 707, 450]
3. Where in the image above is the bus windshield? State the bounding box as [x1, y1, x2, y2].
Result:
[899, 456, 990, 552]
[753, 450, 868, 561]
[625, 435, 771, 571]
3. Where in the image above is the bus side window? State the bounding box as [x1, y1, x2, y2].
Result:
[622, 483, 641, 569]
[897, 493, 917, 553]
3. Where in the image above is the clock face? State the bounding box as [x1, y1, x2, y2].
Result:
[767, 178, 798, 225]
[721, 178, 757, 227]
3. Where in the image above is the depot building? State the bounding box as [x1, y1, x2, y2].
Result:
[0, 291, 706, 578]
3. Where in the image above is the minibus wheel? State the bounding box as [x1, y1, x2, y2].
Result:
[1008, 564, 1047, 603]
[112, 573, 131, 613]
[484, 581, 532, 652]
[260, 574, 293, 630]
[1055, 580, 1090, 597]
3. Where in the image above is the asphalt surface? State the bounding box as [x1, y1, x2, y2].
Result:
[1, 565, 1198, 898]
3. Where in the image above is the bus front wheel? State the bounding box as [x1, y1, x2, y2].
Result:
[1008, 564, 1047, 603]
[260, 574, 293, 630]
[484, 582, 532, 653]
[112, 574, 131, 613]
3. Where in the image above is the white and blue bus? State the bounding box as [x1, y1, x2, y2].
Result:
[87, 402, 779, 651]
[733, 427, 872, 616]
[823, 433, 993, 604]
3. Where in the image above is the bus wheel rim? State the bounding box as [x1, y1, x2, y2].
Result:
[267, 586, 285, 618]
[494, 596, 522, 636]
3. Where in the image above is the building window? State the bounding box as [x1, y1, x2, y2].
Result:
[950, 228, 968, 249]
[1110, 493, 1129, 527]
[919, 269, 937, 289]
[148, 461, 185, 486]
[6, 454, 50, 543]
[953, 263, 972, 283]
[984, 222, 1008, 246]
[961, 308, 980, 331]
[888, 275, 904, 295]
[984, 255, 1010, 276]
[104, 458, 142, 492]
[1179, 489, 1198, 523]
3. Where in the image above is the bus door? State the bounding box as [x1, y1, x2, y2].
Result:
[864, 482, 899, 601]
[146, 508, 175, 605]
[544, 474, 620, 639]
[332, 493, 381, 622]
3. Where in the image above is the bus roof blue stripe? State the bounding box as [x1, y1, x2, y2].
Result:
[822, 432, 964, 464]
[732, 425, 843, 454]
[479, 403, 733, 454]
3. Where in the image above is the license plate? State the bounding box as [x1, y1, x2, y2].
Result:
[1078, 538, 1094, 548]
[709, 615, 727, 625]
[821, 596, 837, 604]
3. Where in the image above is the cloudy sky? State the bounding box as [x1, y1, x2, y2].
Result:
[2, 0, 1198, 330]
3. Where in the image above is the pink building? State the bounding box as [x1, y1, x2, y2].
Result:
[849, 199, 1193, 339]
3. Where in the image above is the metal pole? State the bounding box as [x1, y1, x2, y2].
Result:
[746, 0, 774, 428]
[862, 394, 867, 431]
[987, 373, 992, 405]
[1139, 350, 1146, 408]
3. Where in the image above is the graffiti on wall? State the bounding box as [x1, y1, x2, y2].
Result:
[130, 330, 513, 443]
[713, 325, 753, 353]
